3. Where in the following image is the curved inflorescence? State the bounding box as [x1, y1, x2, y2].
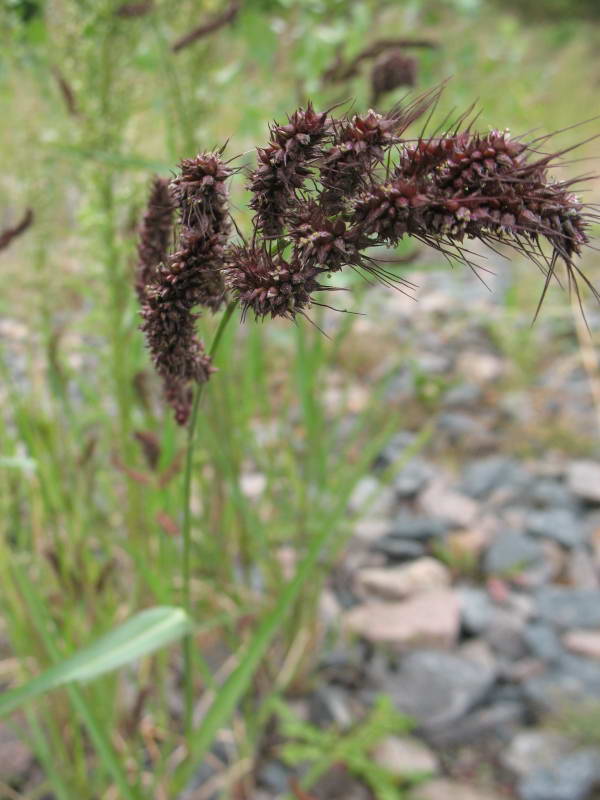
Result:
[137, 89, 597, 423]
[138, 151, 233, 424]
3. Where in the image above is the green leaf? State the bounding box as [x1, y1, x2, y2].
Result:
[0, 606, 192, 717]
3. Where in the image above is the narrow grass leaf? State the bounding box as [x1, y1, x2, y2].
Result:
[0, 606, 192, 717]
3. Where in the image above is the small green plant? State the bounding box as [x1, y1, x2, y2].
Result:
[273, 694, 430, 799]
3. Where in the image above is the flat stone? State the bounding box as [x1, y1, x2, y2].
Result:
[343, 589, 459, 650]
[443, 382, 482, 408]
[413, 778, 505, 800]
[523, 654, 600, 714]
[420, 481, 479, 527]
[353, 518, 390, 544]
[526, 509, 585, 549]
[459, 587, 495, 635]
[563, 630, 600, 661]
[384, 649, 496, 730]
[356, 558, 450, 600]
[349, 476, 396, 517]
[502, 730, 576, 777]
[523, 622, 564, 663]
[372, 735, 438, 777]
[483, 608, 527, 660]
[427, 701, 523, 748]
[372, 537, 426, 561]
[567, 461, 600, 504]
[530, 479, 578, 509]
[567, 549, 600, 590]
[483, 531, 542, 575]
[390, 513, 449, 541]
[518, 748, 600, 800]
[461, 456, 520, 499]
[394, 459, 435, 498]
[536, 586, 600, 629]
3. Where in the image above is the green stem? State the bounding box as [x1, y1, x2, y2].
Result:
[182, 302, 237, 737]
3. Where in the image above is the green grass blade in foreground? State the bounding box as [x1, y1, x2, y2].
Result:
[0, 606, 192, 717]
[172, 519, 336, 793]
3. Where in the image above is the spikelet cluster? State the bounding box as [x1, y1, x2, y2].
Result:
[248, 104, 329, 237]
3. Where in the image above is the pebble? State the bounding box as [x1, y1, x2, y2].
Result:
[390, 513, 449, 541]
[483, 530, 542, 575]
[530, 478, 578, 509]
[461, 455, 521, 499]
[523, 655, 600, 714]
[526, 509, 585, 549]
[567, 548, 599, 590]
[535, 586, 600, 629]
[343, 589, 459, 649]
[502, 729, 576, 777]
[563, 630, 600, 661]
[349, 476, 396, 517]
[413, 778, 506, 800]
[371, 536, 426, 561]
[355, 558, 451, 600]
[459, 587, 495, 635]
[483, 608, 527, 660]
[518, 748, 600, 800]
[446, 527, 489, 560]
[567, 461, 600, 504]
[372, 735, 438, 776]
[420, 481, 479, 527]
[384, 649, 496, 730]
[523, 622, 564, 663]
[428, 701, 523, 748]
[394, 458, 435, 498]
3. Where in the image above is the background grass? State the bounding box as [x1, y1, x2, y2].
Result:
[1, 0, 600, 797]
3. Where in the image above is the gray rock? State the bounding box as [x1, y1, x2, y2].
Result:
[483, 531, 542, 575]
[523, 622, 564, 663]
[567, 461, 600, 504]
[257, 760, 292, 794]
[530, 479, 577, 509]
[518, 749, 600, 800]
[536, 586, 600, 629]
[427, 701, 523, 748]
[461, 456, 521, 499]
[372, 537, 426, 561]
[307, 686, 354, 730]
[502, 729, 577, 777]
[443, 382, 482, 408]
[459, 587, 494, 635]
[437, 411, 484, 438]
[483, 609, 527, 660]
[523, 654, 600, 714]
[385, 650, 496, 731]
[526, 509, 585, 549]
[394, 458, 434, 498]
[375, 432, 418, 470]
[568, 549, 600, 590]
[390, 514, 449, 541]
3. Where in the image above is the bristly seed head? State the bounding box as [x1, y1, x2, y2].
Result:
[136, 87, 598, 424]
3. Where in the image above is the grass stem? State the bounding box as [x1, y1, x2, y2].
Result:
[182, 301, 238, 738]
